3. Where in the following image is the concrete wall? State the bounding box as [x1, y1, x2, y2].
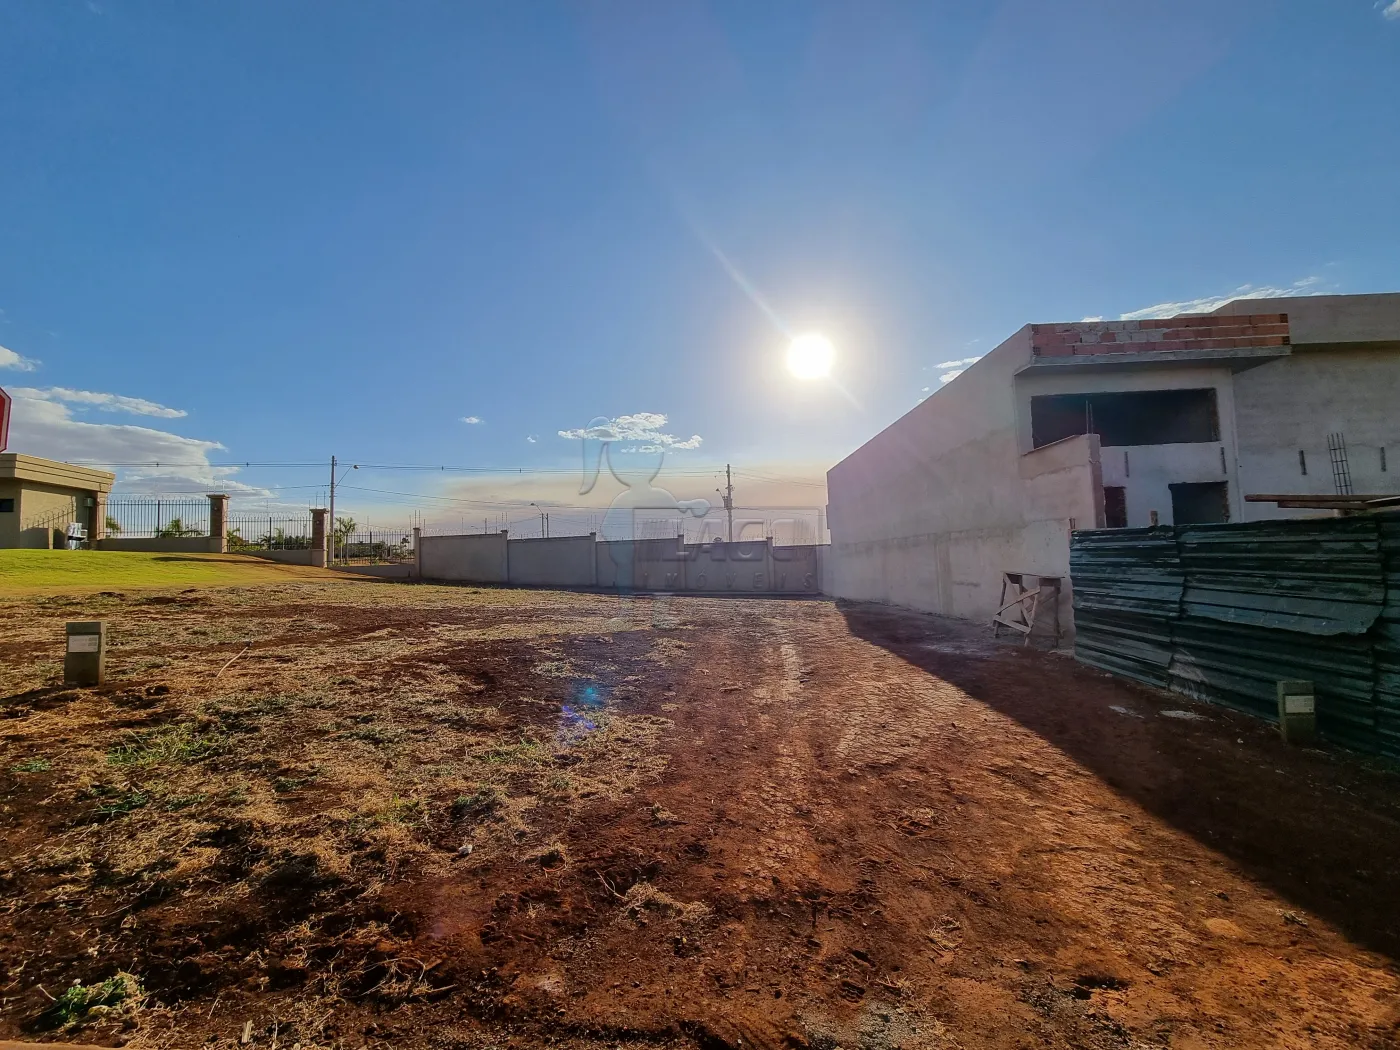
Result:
[509, 535, 597, 587]
[683, 540, 775, 593]
[1232, 346, 1400, 518]
[415, 532, 824, 594]
[597, 538, 688, 590]
[98, 536, 221, 554]
[332, 562, 414, 579]
[0, 479, 18, 548]
[1212, 292, 1400, 517]
[17, 484, 80, 548]
[244, 548, 317, 565]
[772, 543, 823, 594]
[826, 327, 1100, 630]
[420, 532, 509, 583]
[1214, 292, 1400, 348]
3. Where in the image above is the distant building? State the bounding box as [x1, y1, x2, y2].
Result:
[825, 292, 1400, 632]
[0, 454, 115, 549]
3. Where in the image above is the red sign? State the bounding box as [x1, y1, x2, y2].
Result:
[0, 385, 9, 453]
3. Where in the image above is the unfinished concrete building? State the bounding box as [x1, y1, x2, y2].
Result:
[825, 292, 1400, 633]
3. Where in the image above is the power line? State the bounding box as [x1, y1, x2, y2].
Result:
[68, 458, 827, 482]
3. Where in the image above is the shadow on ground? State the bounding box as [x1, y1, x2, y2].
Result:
[839, 600, 1400, 962]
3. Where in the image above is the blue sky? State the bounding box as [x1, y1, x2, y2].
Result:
[1, 1, 1398, 526]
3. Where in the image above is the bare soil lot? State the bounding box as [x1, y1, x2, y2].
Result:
[2, 583, 1399, 1049]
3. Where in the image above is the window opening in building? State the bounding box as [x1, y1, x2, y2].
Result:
[1170, 482, 1230, 525]
[1103, 486, 1127, 529]
[0, 499, 14, 513]
[1030, 388, 1220, 448]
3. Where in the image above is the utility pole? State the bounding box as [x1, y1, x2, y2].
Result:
[716, 464, 734, 542]
[328, 457, 357, 562]
[328, 455, 336, 563]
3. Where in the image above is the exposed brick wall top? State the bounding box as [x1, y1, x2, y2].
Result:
[1029, 313, 1290, 357]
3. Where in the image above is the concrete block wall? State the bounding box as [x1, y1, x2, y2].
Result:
[416, 532, 824, 594]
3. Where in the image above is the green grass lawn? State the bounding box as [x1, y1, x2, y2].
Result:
[0, 550, 342, 593]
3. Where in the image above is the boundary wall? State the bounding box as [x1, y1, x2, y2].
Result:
[416, 531, 824, 595]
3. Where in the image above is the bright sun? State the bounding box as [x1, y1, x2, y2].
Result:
[786, 332, 835, 380]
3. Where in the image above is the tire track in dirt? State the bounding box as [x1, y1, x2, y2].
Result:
[561, 600, 1400, 1049]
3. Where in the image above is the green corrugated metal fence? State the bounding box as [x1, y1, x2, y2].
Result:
[1375, 519, 1400, 757]
[1069, 527, 1181, 688]
[1072, 515, 1400, 760]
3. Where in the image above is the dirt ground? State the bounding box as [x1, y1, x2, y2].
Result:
[1, 582, 1399, 1050]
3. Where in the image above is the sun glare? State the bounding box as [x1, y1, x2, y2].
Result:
[786, 332, 835, 380]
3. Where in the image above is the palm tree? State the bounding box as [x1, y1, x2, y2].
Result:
[156, 517, 202, 538]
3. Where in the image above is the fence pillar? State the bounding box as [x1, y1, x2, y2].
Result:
[412, 526, 421, 579]
[310, 508, 328, 567]
[88, 491, 108, 545]
[206, 494, 229, 554]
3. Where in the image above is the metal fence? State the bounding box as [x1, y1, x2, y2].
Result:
[335, 527, 413, 564]
[419, 506, 827, 544]
[106, 498, 210, 539]
[1071, 516, 1400, 760]
[227, 516, 315, 552]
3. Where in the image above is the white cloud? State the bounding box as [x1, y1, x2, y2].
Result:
[1117, 276, 1325, 321]
[0, 344, 39, 371]
[939, 369, 966, 384]
[526, 435, 537, 443]
[933, 355, 983, 369]
[460, 415, 483, 425]
[10, 385, 186, 418]
[1383, 0, 1400, 19]
[6, 390, 269, 498]
[558, 412, 703, 450]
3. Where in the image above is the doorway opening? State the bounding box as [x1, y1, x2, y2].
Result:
[1103, 486, 1128, 529]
